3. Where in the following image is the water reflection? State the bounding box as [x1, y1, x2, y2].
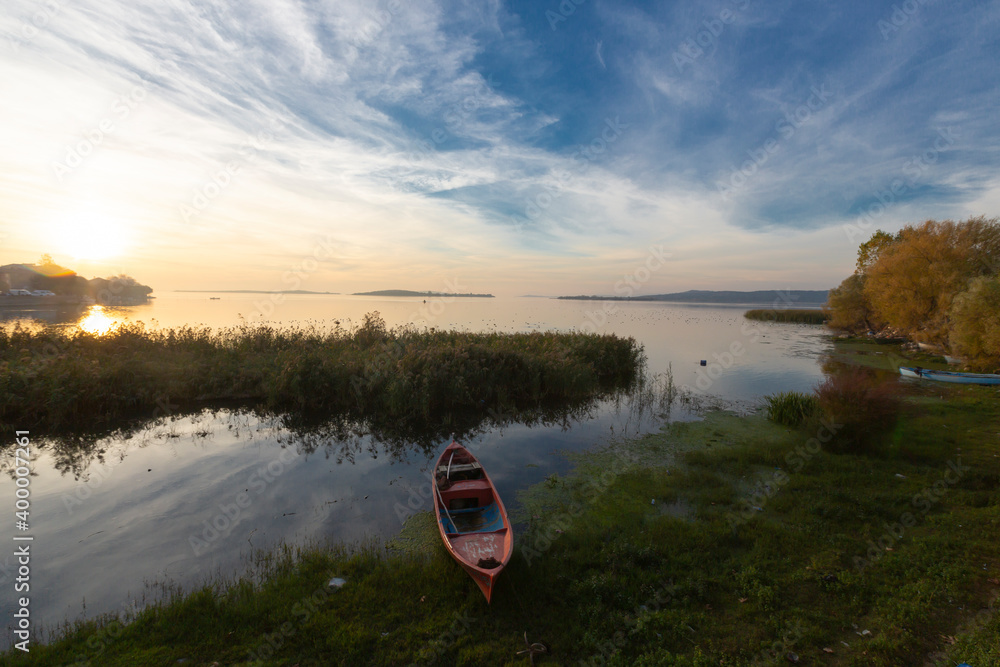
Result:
[14, 373, 671, 480]
[0, 304, 88, 328]
[0, 381, 678, 646]
[78, 305, 118, 335]
[0, 302, 129, 334]
[819, 338, 910, 378]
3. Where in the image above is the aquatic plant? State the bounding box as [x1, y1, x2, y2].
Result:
[762, 391, 818, 427]
[0, 313, 644, 433]
[743, 309, 829, 324]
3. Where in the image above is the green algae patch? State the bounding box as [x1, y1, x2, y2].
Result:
[387, 511, 441, 559]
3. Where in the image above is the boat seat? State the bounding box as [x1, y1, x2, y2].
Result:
[436, 462, 482, 475]
[443, 479, 491, 498]
[440, 479, 494, 512]
[448, 505, 489, 514]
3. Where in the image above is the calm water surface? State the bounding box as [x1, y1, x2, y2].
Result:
[1, 294, 831, 644]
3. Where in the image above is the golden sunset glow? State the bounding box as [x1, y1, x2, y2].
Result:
[78, 305, 117, 335]
[53, 210, 129, 262]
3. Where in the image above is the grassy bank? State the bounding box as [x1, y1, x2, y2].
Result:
[744, 308, 829, 324]
[0, 313, 643, 433]
[821, 337, 948, 374]
[11, 381, 999, 665]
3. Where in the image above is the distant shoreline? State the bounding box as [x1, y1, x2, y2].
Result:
[556, 289, 829, 306]
[352, 290, 495, 298]
[175, 290, 339, 295]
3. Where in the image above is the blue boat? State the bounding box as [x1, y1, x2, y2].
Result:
[899, 366, 1000, 385]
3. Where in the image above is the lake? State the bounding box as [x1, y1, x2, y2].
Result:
[0, 293, 831, 645]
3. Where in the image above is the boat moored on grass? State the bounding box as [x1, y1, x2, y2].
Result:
[432, 440, 513, 603]
[899, 366, 1000, 385]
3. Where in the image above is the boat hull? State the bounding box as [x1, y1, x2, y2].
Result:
[899, 366, 1000, 385]
[432, 441, 513, 602]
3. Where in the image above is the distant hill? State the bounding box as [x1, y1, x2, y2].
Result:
[558, 289, 830, 305]
[353, 290, 494, 298]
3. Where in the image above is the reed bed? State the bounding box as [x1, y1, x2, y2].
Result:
[0, 313, 644, 432]
[744, 308, 829, 324]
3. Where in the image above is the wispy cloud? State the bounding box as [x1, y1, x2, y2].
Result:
[0, 0, 996, 294]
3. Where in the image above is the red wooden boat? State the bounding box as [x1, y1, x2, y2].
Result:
[432, 440, 513, 602]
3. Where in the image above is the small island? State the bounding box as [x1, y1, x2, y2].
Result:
[352, 289, 494, 298]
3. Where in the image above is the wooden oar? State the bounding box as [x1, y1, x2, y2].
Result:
[435, 477, 455, 533]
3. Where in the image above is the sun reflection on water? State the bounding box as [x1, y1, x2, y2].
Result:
[78, 306, 117, 335]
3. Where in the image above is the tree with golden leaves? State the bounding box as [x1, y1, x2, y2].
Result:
[825, 274, 881, 333]
[949, 275, 1000, 371]
[861, 217, 1000, 344]
[855, 230, 899, 275]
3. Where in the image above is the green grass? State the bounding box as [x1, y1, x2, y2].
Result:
[0, 313, 644, 434]
[763, 390, 819, 427]
[9, 383, 1000, 665]
[744, 309, 829, 324]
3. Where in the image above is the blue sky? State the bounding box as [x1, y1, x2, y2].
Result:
[0, 0, 997, 295]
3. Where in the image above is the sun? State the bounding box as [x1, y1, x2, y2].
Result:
[53, 209, 130, 261]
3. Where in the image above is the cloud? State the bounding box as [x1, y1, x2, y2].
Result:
[0, 0, 996, 295]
